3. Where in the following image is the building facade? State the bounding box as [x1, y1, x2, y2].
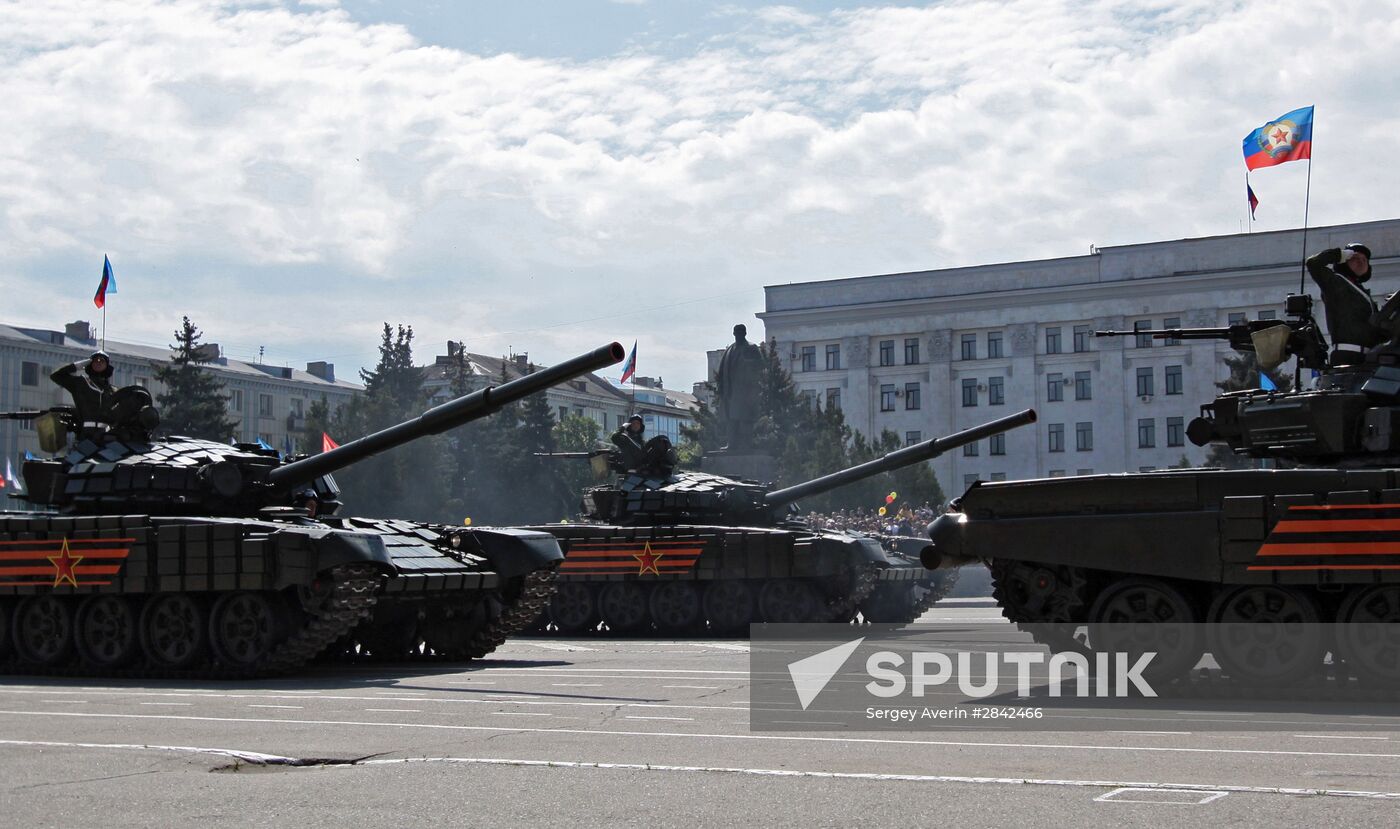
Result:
[758, 218, 1400, 495]
[0, 320, 360, 470]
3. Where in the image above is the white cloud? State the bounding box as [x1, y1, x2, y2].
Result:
[0, 0, 1396, 387]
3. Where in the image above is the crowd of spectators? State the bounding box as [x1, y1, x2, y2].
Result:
[802, 503, 939, 536]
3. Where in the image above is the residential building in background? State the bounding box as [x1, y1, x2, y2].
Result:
[758, 218, 1400, 495]
[0, 320, 360, 465]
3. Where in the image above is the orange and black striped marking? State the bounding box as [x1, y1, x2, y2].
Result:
[559, 539, 704, 576]
[1249, 504, 1400, 571]
[0, 537, 134, 587]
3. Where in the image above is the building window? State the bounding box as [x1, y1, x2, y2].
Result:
[800, 346, 816, 372]
[904, 382, 921, 410]
[135, 376, 150, 389]
[961, 378, 978, 407]
[1077, 468, 1095, 476]
[1165, 365, 1183, 395]
[880, 384, 897, 412]
[1134, 320, 1153, 349]
[988, 376, 1004, 406]
[1076, 421, 1093, 451]
[1228, 312, 1246, 325]
[1074, 371, 1092, 400]
[987, 331, 1004, 358]
[878, 340, 894, 367]
[1167, 416, 1184, 447]
[990, 472, 1007, 482]
[904, 338, 920, 365]
[964, 441, 979, 457]
[990, 433, 1006, 455]
[1045, 327, 1062, 354]
[1048, 423, 1065, 453]
[1048, 469, 1066, 478]
[229, 390, 244, 413]
[1073, 325, 1091, 352]
[800, 390, 817, 411]
[1046, 372, 1064, 402]
[825, 388, 841, 411]
[258, 394, 274, 417]
[1138, 418, 1156, 448]
[960, 334, 977, 361]
[1136, 366, 1154, 397]
[559, 406, 568, 422]
[1258, 310, 1277, 321]
[21, 361, 39, 386]
[1163, 316, 1181, 345]
[289, 398, 304, 417]
[905, 431, 921, 446]
[963, 474, 978, 489]
[825, 344, 841, 371]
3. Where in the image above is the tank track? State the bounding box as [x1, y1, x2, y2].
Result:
[0, 563, 382, 680]
[987, 557, 1400, 700]
[826, 563, 881, 622]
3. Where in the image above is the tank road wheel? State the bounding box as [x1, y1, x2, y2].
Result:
[759, 579, 822, 623]
[13, 596, 75, 667]
[75, 596, 141, 669]
[990, 560, 1089, 652]
[859, 584, 914, 624]
[209, 592, 288, 671]
[140, 593, 208, 669]
[703, 581, 753, 635]
[1088, 579, 1203, 681]
[649, 582, 702, 633]
[599, 583, 650, 634]
[549, 582, 600, 635]
[1209, 586, 1325, 685]
[1336, 586, 1400, 684]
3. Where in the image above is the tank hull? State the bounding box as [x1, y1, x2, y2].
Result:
[925, 468, 1400, 685]
[857, 534, 959, 623]
[521, 522, 889, 635]
[0, 511, 562, 677]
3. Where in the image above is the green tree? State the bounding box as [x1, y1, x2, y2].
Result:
[1204, 353, 1294, 469]
[153, 316, 236, 441]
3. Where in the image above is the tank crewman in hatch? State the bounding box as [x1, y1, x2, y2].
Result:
[50, 351, 119, 439]
[611, 414, 650, 471]
[1306, 243, 1389, 365]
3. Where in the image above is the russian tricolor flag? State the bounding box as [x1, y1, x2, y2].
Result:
[620, 340, 637, 384]
[94, 255, 117, 309]
[1242, 106, 1313, 171]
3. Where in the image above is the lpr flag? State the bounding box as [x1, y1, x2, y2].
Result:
[322, 432, 340, 453]
[94, 255, 117, 309]
[1242, 106, 1313, 171]
[619, 340, 638, 384]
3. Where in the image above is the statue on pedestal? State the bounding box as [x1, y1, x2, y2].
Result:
[714, 324, 764, 451]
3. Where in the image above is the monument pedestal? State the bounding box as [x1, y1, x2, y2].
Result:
[703, 451, 777, 484]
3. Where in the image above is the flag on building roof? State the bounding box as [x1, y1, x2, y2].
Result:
[1247, 183, 1259, 219]
[322, 432, 340, 453]
[1242, 106, 1313, 171]
[94, 255, 118, 309]
[1260, 372, 1277, 391]
[256, 437, 274, 451]
[620, 340, 638, 384]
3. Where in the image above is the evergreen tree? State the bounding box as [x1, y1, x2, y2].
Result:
[154, 316, 236, 441]
[302, 395, 332, 455]
[1204, 353, 1295, 469]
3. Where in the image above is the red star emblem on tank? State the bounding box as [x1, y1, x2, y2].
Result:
[633, 542, 664, 575]
[47, 539, 84, 588]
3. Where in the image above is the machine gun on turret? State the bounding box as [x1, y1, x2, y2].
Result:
[1095, 293, 1329, 372]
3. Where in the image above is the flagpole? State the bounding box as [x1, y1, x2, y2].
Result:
[101, 303, 106, 350]
[1245, 172, 1251, 234]
[1299, 158, 1313, 294]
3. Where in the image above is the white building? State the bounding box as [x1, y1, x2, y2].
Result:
[758, 218, 1400, 493]
[0, 320, 360, 466]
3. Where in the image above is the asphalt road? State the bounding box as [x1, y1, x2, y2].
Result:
[3, 602, 1400, 827]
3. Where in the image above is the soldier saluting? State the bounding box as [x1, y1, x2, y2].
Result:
[1306, 243, 1387, 364]
[50, 351, 118, 439]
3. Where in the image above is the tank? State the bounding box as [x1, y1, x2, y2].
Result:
[527, 409, 1036, 634]
[856, 534, 961, 623]
[923, 292, 1400, 686]
[0, 341, 624, 677]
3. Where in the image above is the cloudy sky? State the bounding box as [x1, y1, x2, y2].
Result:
[2, 0, 1396, 389]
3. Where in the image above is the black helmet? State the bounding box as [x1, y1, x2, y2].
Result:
[627, 414, 645, 431]
[1343, 243, 1374, 283]
[86, 350, 114, 379]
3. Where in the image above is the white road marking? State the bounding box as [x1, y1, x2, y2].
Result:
[138, 702, 191, 707]
[9, 709, 1400, 762]
[40, 700, 85, 704]
[1293, 735, 1391, 741]
[690, 643, 750, 652]
[484, 694, 543, 700]
[551, 684, 604, 688]
[492, 712, 551, 717]
[364, 709, 422, 714]
[1095, 787, 1229, 805]
[663, 686, 721, 690]
[520, 642, 595, 651]
[625, 716, 694, 722]
[1110, 731, 1192, 736]
[248, 705, 304, 710]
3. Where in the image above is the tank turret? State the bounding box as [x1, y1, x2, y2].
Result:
[570, 409, 1036, 527]
[11, 341, 625, 516]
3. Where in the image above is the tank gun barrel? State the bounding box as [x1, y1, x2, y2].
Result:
[270, 341, 625, 489]
[764, 408, 1037, 507]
